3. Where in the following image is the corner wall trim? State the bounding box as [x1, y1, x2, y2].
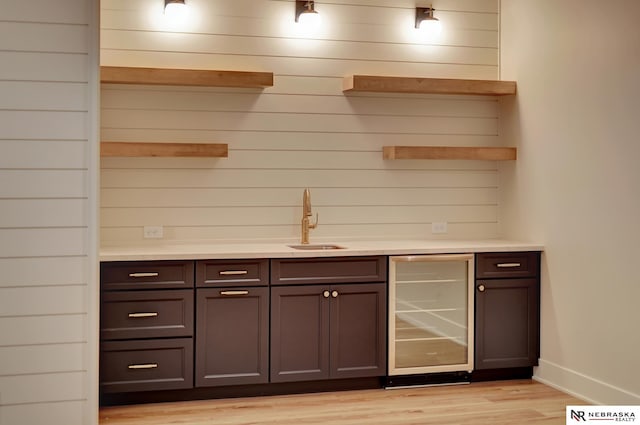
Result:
[534, 359, 640, 405]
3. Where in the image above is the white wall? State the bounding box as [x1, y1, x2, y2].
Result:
[100, 0, 506, 245]
[0, 0, 99, 424]
[500, 0, 640, 404]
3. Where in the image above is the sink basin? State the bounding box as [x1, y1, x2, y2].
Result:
[288, 244, 345, 250]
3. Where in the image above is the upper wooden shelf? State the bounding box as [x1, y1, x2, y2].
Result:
[101, 142, 228, 158]
[101, 66, 274, 88]
[383, 146, 517, 161]
[343, 75, 516, 96]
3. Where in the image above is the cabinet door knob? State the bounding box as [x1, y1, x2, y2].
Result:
[478, 284, 486, 292]
[323, 290, 330, 298]
[331, 290, 338, 298]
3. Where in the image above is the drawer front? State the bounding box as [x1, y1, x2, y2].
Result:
[100, 338, 193, 393]
[101, 290, 193, 340]
[196, 259, 269, 287]
[476, 252, 540, 279]
[271, 256, 387, 285]
[101, 261, 194, 291]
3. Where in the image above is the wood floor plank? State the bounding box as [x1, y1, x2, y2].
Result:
[99, 380, 585, 425]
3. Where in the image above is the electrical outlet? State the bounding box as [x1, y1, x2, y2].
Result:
[431, 221, 448, 234]
[143, 225, 164, 239]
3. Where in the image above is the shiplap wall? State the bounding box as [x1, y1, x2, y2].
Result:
[0, 1, 98, 424]
[100, 0, 502, 244]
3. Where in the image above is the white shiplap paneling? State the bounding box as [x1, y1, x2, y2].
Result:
[0, 343, 85, 375]
[100, 0, 502, 244]
[0, 315, 86, 347]
[0, 0, 97, 423]
[0, 257, 87, 288]
[0, 170, 87, 198]
[0, 52, 89, 82]
[0, 372, 86, 405]
[0, 401, 85, 425]
[0, 286, 86, 317]
[0, 21, 89, 53]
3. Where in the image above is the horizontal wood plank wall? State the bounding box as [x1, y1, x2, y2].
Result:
[100, 0, 502, 243]
[0, 0, 94, 424]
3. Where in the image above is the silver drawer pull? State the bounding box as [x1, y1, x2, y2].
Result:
[219, 270, 249, 276]
[220, 290, 250, 296]
[129, 272, 160, 278]
[128, 312, 159, 318]
[128, 363, 158, 370]
[496, 263, 521, 268]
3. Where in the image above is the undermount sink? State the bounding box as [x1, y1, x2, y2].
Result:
[288, 244, 346, 250]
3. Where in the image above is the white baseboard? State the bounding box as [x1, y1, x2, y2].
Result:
[533, 359, 640, 405]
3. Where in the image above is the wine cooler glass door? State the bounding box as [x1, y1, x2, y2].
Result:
[388, 254, 474, 375]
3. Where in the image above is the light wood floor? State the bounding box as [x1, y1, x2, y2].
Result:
[99, 380, 584, 425]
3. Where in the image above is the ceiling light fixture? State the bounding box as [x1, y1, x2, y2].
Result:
[415, 5, 442, 35]
[296, 0, 320, 26]
[165, 0, 186, 15]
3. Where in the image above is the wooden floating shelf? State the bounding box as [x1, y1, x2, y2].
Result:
[101, 66, 274, 88]
[383, 146, 517, 161]
[101, 142, 229, 158]
[343, 75, 517, 96]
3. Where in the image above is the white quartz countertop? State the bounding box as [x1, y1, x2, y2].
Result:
[100, 239, 544, 262]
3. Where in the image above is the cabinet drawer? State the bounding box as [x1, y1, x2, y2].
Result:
[100, 338, 193, 393]
[476, 252, 540, 279]
[196, 259, 269, 287]
[271, 256, 387, 285]
[101, 290, 193, 340]
[101, 261, 194, 291]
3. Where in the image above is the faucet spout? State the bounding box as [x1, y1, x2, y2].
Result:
[303, 188, 312, 217]
[301, 188, 318, 244]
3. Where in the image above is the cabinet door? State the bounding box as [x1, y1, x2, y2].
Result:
[270, 285, 330, 383]
[475, 278, 539, 369]
[195, 287, 269, 387]
[329, 283, 387, 379]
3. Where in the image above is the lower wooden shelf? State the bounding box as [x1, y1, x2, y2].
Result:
[383, 146, 517, 161]
[101, 66, 274, 88]
[344, 75, 517, 96]
[101, 142, 228, 158]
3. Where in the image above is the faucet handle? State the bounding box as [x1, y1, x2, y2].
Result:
[309, 212, 318, 229]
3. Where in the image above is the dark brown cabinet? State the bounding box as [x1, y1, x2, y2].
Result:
[99, 261, 195, 393]
[99, 251, 542, 401]
[270, 257, 387, 383]
[474, 252, 540, 370]
[195, 260, 269, 387]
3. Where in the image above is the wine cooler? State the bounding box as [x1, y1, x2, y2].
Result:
[388, 254, 474, 376]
